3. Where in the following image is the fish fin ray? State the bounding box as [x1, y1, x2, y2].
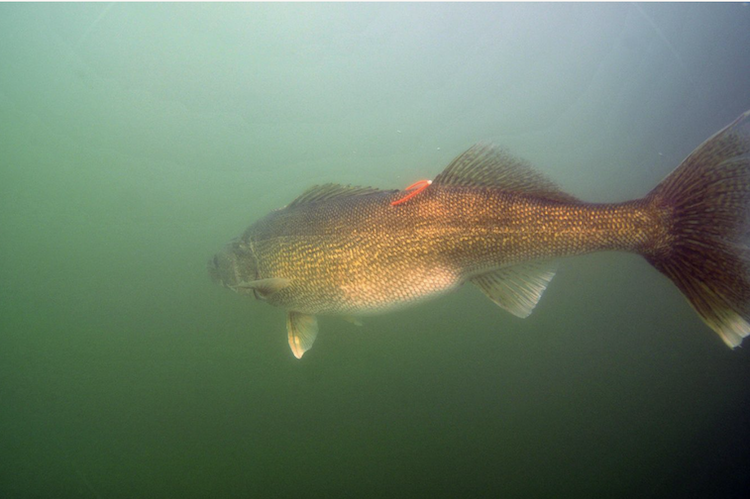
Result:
[471, 262, 557, 318]
[287, 311, 319, 359]
[234, 277, 290, 297]
[288, 183, 390, 207]
[645, 109, 750, 348]
[433, 143, 577, 202]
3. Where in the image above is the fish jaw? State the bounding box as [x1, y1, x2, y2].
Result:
[208, 241, 259, 297]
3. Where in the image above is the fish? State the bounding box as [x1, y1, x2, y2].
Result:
[209, 110, 750, 359]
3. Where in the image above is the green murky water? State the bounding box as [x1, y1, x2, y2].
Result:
[2, 3, 749, 498]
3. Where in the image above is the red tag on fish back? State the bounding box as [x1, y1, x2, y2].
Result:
[391, 179, 432, 206]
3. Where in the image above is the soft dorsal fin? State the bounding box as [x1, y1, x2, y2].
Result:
[470, 262, 557, 318]
[288, 183, 388, 207]
[433, 143, 577, 203]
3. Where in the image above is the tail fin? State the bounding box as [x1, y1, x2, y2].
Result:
[646, 110, 750, 348]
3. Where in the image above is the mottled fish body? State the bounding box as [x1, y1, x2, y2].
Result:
[211, 111, 750, 358]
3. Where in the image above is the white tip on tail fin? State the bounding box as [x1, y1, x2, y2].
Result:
[645, 110, 750, 348]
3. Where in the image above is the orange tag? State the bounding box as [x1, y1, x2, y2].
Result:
[391, 179, 432, 206]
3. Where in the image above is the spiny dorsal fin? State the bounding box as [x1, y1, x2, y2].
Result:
[433, 143, 577, 203]
[470, 261, 557, 318]
[287, 311, 318, 359]
[288, 183, 387, 207]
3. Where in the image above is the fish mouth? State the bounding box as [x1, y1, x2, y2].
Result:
[207, 254, 223, 285]
[208, 252, 237, 288]
[208, 242, 258, 293]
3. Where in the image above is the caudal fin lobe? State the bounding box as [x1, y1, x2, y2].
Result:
[646, 110, 750, 347]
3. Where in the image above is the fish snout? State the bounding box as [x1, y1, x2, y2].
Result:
[209, 241, 259, 295]
[208, 252, 236, 288]
[207, 254, 222, 284]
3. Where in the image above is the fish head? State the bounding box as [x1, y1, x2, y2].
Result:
[208, 240, 259, 297]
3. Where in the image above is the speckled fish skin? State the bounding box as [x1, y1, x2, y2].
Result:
[241, 187, 664, 315]
[210, 110, 750, 357]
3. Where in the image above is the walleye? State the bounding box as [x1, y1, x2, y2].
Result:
[210, 111, 750, 358]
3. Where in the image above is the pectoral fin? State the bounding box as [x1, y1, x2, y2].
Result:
[471, 262, 556, 318]
[234, 277, 290, 297]
[287, 311, 318, 359]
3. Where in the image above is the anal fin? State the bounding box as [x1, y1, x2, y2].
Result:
[287, 311, 319, 359]
[471, 262, 556, 318]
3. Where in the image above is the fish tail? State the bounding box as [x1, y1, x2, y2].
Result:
[644, 110, 750, 347]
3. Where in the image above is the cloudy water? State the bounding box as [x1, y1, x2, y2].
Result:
[1, 3, 750, 498]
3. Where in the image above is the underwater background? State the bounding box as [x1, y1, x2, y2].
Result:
[2, 3, 750, 498]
